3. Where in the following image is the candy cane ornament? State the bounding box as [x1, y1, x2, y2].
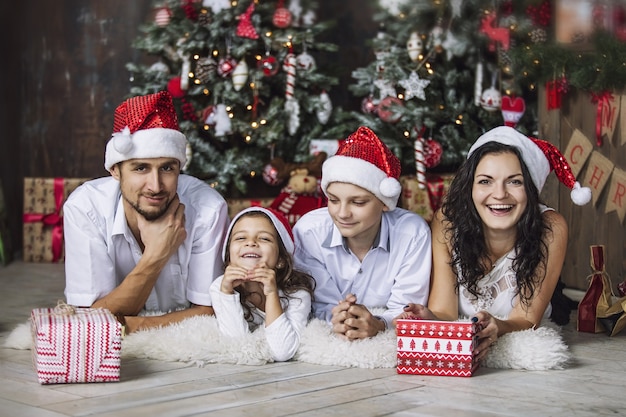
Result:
[284, 50, 300, 134]
[284, 52, 296, 100]
[414, 137, 426, 190]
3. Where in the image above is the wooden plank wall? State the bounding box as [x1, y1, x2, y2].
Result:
[0, 0, 377, 260]
[538, 87, 625, 291]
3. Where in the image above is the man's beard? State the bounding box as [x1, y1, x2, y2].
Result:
[126, 194, 171, 221]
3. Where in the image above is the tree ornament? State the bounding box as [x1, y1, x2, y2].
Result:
[202, 0, 230, 15]
[198, 8, 212, 25]
[214, 104, 231, 136]
[259, 54, 279, 76]
[236, 3, 259, 39]
[399, 71, 430, 100]
[377, 96, 403, 123]
[428, 22, 445, 53]
[263, 163, 282, 185]
[480, 11, 510, 51]
[474, 61, 484, 106]
[374, 79, 396, 99]
[202, 105, 217, 126]
[449, 0, 463, 18]
[406, 31, 423, 62]
[288, 0, 303, 26]
[361, 95, 377, 114]
[423, 137, 443, 168]
[480, 86, 501, 112]
[316, 91, 332, 125]
[284, 52, 296, 101]
[273, 0, 292, 28]
[217, 56, 237, 77]
[501, 96, 525, 127]
[195, 57, 216, 83]
[167, 76, 185, 98]
[154, 7, 172, 26]
[296, 51, 316, 71]
[181, 0, 198, 21]
[414, 137, 426, 190]
[529, 28, 547, 43]
[284, 51, 299, 134]
[480, 71, 501, 112]
[232, 59, 249, 91]
[180, 99, 197, 122]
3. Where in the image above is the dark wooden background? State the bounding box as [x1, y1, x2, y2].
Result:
[1, 0, 623, 289]
[0, 0, 377, 263]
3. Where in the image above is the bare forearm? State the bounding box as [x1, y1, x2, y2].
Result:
[91, 254, 170, 315]
[123, 304, 214, 334]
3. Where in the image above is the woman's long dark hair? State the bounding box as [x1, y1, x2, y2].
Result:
[223, 211, 315, 321]
[441, 142, 550, 309]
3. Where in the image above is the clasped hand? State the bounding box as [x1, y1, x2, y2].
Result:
[221, 263, 278, 296]
[330, 294, 384, 340]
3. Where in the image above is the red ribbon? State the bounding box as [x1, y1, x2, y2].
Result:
[23, 178, 65, 262]
[590, 91, 613, 147]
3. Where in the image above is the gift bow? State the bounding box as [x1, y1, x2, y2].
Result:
[590, 91, 614, 147]
[23, 178, 65, 262]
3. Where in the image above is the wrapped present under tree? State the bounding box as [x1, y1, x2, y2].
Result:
[22, 178, 90, 262]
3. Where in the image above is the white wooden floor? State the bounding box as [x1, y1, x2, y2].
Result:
[1, 260, 624, 417]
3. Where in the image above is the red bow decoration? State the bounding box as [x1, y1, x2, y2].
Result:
[590, 91, 614, 147]
[23, 178, 65, 262]
[236, 3, 259, 39]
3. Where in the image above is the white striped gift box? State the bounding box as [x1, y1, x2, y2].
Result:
[30, 305, 122, 384]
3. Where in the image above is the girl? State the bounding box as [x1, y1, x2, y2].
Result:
[210, 207, 315, 361]
[400, 126, 590, 361]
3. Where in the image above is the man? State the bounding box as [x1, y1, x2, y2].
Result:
[64, 91, 229, 333]
[293, 126, 432, 340]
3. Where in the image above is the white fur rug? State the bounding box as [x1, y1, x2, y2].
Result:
[4, 315, 570, 371]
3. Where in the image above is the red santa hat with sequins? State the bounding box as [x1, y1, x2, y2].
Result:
[104, 91, 188, 171]
[222, 207, 295, 261]
[321, 126, 402, 210]
[469, 126, 592, 205]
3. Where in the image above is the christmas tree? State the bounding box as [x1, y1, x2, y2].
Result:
[344, 0, 544, 177]
[126, 0, 339, 195]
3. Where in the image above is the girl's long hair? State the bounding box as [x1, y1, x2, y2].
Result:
[224, 211, 315, 320]
[441, 142, 550, 308]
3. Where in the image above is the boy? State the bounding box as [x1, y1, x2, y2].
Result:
[293, 126, 431, 340]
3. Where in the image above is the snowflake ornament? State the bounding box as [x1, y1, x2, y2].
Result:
[399, 71, 430, 100]
[374, 79, 397, 99]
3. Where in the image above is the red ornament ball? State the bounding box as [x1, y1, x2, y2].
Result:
[361, 96, 377, 114]
[262, 163, 282, 186]
[217, 57, 237, 77]
[377, 96, 403, 123]
[273, 8, 292, 28]
[258, 55, 279, 76]
[167, 77, 185, 98]
[423, 138, 443, 168]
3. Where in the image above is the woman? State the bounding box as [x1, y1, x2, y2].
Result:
[401, 126, 590, 361]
